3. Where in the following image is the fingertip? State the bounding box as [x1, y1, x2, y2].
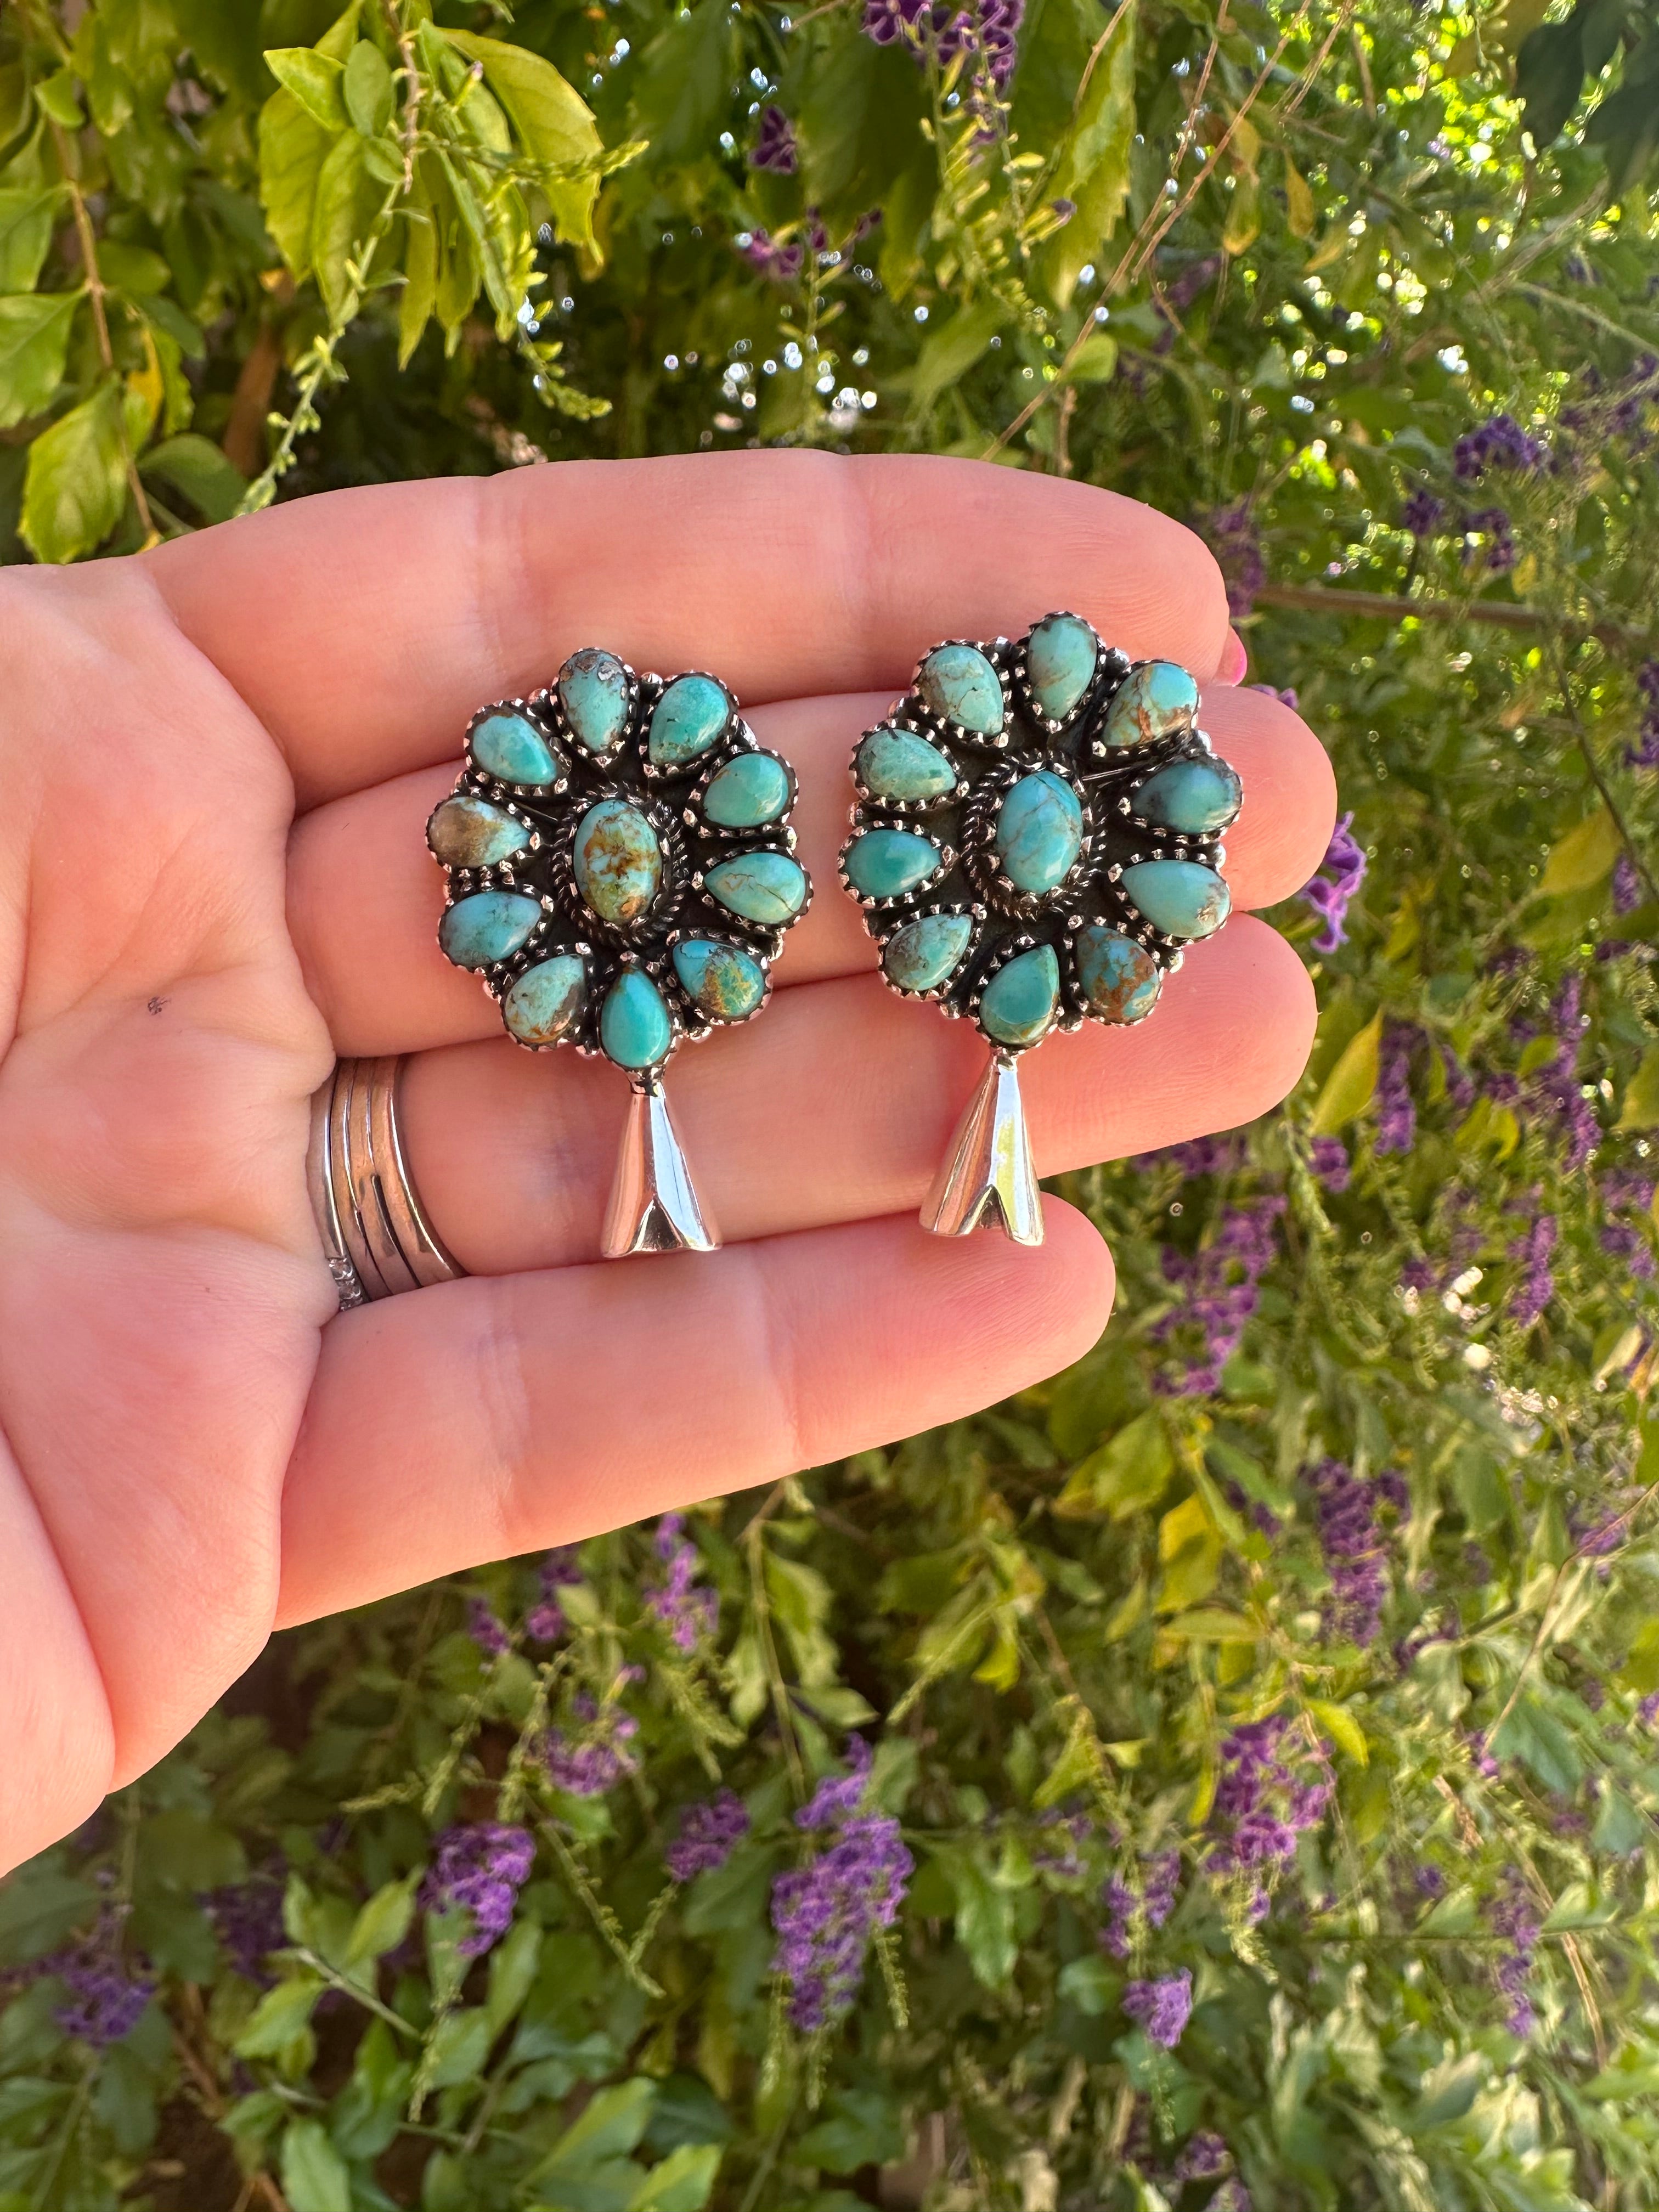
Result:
[1217, 629, 1249, 685]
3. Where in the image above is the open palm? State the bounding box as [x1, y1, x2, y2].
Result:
[0, 453, 1336, 1874]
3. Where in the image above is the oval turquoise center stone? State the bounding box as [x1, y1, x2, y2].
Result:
[980, 944, 1061, 1048]
[995, 770, 1084, 894]
[883, 912, 973, 994]
[557, 648, 629, 753]
[674, 939, 766, 1020]
[471, 710, 560, 786]
[1026, 613, 1098, 723]
[1120, 858, 1231, 940]
[438, 889, 542, 969]
[573, 798, 663, 926]
[1101, 661, 1202, 749]
[600, 968, 674, 1068]
[427, 794, 531, 870]
[704, 850, 808, 926]
[1131, 755, 1242, 836]
[917, 644, 1004, 735]
[844, 828, 943, 901]
[504, 955, 586, 1045]
[856, 726, 957, 803]
[650, 674, 731, 766]
[1075, 924, 1161, 1023]
[703, 751, 791, 830]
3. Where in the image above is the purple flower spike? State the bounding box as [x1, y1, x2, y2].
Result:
[667, 1790, 750, 1881]
[749, 105, 798, 173]
[1152, 1194, 1285, 1397]
[1400, 487, 1444, 538]
[1123, 1968, 1193, 2048]
[20, 1909, 156, 2047]
[647, 1514, 719, 1653]
[1374, 1023, 1417, 1154]
[421, 1824, 535, 1957]
[1508, 1214, 1556, 1329]
[1310, 1136, 1350, 1192]
[467, 1598, 510, 1658]
[1308, 1460, 1389, 1646]
[1299, 812, 1366, 953]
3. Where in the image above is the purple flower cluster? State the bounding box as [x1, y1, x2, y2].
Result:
[1454, 413, 1547, 481]
[1205, 501, 1265, 619]
[1489, 1875, 1539, 2036]
[1034, 1808, 1091, 1877]
[1463, 506, 1516, 573]
[1400, 487, 1445, 538]
[1310, 1137, 1350, 1193]
[749, 105, 797, 173]
[1153, 1197, 1286, 1397]
[1560, 354, 1658, 459]
[1601, 1169, 1656, 1280]
[1207, 1719, 1333, 1896]
[1299, 811, 1367, 952]
[1136, 1133, 1242, 1178]
[667, 1790, 750, 1881]
[862, 0, 1025, 87]
[544, 1700, 640, 1797]
[205, 1865, 287, 1984]
[421, 1824, 535, 1957]
[1374, 1023, 1417, 1154]
[741, 228, 804, 281]
[1508, 1214, 1556, 1330]
[20, 1910, 155, 2046]
[1308, 1460, 1389, 1646]
[647, 1514, 719, 1653]
[1625, 661, 1659, 769]
[526, 1547, 582, 1644]
[1172, 2131, 1232, 2182]
[770, 1740, 913, 2030]
[1531, 974, 1597, 1171]
[1102, 1850, 1180, 1957]
[468, 1597, 510, 1658]
[1123, 1968, 1193, 2048]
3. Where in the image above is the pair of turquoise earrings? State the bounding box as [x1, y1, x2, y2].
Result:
[426, 612, 1239, 1256]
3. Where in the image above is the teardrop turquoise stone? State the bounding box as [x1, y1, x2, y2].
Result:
[426, 794, 532, 870]
[704, 850, 808, 926]
[844, 828, 943, 901]
[470, 710, 560, 786]
[1131, 755, 1243, 835]
[600, 968, 674, 1068]
[980, 944, 1060, 1048]
[883, 912, 973, 994]
[995, 769, 1084, 894]
[438, 889, 543, 969]
[856, 726, 957, 803]
[1026, 613, 1098, 723]
[503, 954, 586, 1045]
[1100, 661, 1201, 749]
[917, 644, 1004, 736]
[1120, 859, 1231, 939]
[649, 674, 731, 766]
[557, 648, 629, 753]
[703, 751, 791, 830]
[1075, 924, 1161, 1023]
[573, 798, 663, 926]
[674, 939, 766, 1020]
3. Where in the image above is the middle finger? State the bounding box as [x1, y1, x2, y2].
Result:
[290, 685, 1334, 1057]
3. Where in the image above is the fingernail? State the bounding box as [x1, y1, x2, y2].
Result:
[1217, 629, 1249, 685]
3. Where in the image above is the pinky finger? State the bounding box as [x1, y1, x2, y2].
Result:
[276, 1203, 1115, 1625]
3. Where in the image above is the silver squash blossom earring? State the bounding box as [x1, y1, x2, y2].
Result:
[428, 651, 811, 1257]
[839, 614, 1239, 1247]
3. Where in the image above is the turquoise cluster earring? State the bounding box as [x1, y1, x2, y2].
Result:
[839, 613, 1239, 1245]
[428, 649, 810, 1256]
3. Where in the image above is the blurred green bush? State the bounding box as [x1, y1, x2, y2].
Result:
[3, 3, 1659, 2210]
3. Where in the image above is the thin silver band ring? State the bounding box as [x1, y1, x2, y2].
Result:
[307, 1058, 465, 1308]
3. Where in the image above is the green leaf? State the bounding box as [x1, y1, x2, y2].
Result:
[310, 128, 374, 319]
[264, 47, 348, 132]
[0, 186, 61, 292]
[425, 2006, 493, 2090]
[233, 1974, 324, 2059]
[19, 379, 130, 563]
[1065, 332, 1118, 382]
[1617, 1045, 1659, 1132]
[799, 25, 926, 232]
[486, 1917, 542, 2037]
[905, 296, 1009, 415]
[139, 433, 247, 523]
[1309, 1010, 1381, 1136]
[343, 41, 393, 138]
[1042, 0, 1136, 307]
[280, 2117, 351, 2212]
[532, 2079, 656, 2179]
[343, 1877, 417, 1968]
[258, 87, 333, 281]
[0, 289, 77, 428]
[35, 70, 85, 131]
[1538, 806, 1619, 895]
[794, 2089, 906, 2175]
[625, 2145, 723, 2212]
[445, 30, 605, 257]
[1053, 1407, 1173, 1521]
[1307, 1697, 1368, 1764]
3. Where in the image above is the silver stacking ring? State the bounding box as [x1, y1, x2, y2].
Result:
[306, 1057, 465, 1308]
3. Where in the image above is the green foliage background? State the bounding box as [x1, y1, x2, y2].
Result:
[3, 2, 1659, 2209]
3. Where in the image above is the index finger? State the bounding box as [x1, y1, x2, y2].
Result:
[145, 452, 1233, 810]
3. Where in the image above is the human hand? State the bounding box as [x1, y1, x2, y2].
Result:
[0, 453, 1335, 1872]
